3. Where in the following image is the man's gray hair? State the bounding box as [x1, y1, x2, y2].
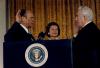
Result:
[78, 6, 94, 21]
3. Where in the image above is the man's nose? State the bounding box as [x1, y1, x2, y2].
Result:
[32, 19, 35, 23]
[73, 17, 77, 21]
[75, 17, 78, 20]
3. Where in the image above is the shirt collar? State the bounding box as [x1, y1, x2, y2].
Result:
[82, 21, 92, 28]
[48, 37, 60, 40]
[20, 24, 28, 33]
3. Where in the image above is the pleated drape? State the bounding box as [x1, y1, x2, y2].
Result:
[6, 0, 100, 39]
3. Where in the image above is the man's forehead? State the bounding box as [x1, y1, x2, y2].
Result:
[75, 12, 78, 17]
[76, 11, 82, 16]
[26, 11, 34, 15]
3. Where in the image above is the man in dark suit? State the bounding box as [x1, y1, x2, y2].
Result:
[73, 6, 100, 68]
[4, 9, 35, 43]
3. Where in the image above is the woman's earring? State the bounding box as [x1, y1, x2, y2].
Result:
[48, 33, 50, 35]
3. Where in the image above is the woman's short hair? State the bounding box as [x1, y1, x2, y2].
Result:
[45, 22, 60, 37]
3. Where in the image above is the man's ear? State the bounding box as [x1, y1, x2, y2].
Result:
[83, 16, 86, 23]
[83, 16, 89, 26]
[84, 16, 87, 21]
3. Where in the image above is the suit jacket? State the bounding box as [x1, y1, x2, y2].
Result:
[4, 22, 34, 43]
[73, 22, 100, 68]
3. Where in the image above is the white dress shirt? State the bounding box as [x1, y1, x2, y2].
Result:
[20, 24, 28, 33]
[82, 21, 92, 28]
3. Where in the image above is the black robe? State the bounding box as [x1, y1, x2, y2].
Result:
[73, 22, 100, 68]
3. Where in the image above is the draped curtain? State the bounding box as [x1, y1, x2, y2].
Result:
[6, 0, 100, 39]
